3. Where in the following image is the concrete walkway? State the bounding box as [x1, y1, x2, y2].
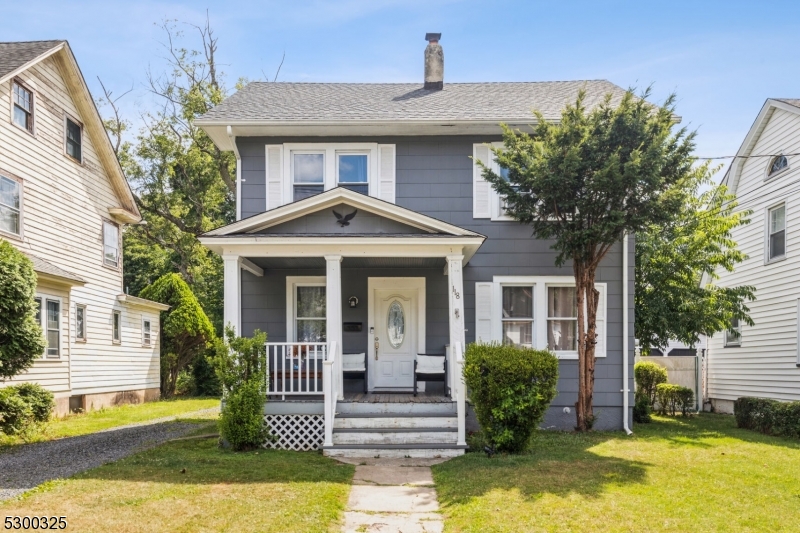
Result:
[336, 457, 449, 533]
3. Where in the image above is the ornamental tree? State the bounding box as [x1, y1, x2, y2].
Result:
[635, 176, 755, 352]
[140, 273, 215, 397]
[481, 88, 699, 431]
[0, 240, 46, 380]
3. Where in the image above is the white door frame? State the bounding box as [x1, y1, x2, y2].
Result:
[367, 277, 426, 391]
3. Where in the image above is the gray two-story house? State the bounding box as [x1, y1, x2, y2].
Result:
[197, 34, 635, 457]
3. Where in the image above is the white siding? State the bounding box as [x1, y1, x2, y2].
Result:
[707, 107, 800, 403]
[0, 55, 159, 397]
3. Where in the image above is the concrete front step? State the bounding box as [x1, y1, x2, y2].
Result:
[323, 443, 467, 459]
[334, 414, 458, 429]
[333, 428, 458, 446]
[336, 401, 456, 415]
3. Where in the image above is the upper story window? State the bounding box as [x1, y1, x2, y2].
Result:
[768, 204, 786, 261]
[337, 153, 369, 194]
[547, 286, 578, 352]
[65, 117, 82, 162]
[12, 80, 34, 133]
[292, 152, 325, 201]
[103, 221, 119, 267]
[501, 286, 533, 347]
[768, 155, 788, 177]
[725, 317, 741, 347]
[0, 174, 22, 237]
[142, 319, 152, 346]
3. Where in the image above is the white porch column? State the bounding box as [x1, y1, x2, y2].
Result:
[447, 254, 467, 446]
[326, 255, 344, 400]
[222, 254, 241, 335]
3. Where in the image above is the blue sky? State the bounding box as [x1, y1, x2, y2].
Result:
[3, 0, 800, 177]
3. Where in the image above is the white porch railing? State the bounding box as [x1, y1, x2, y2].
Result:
[323, 341, 338, 447]
[266, 342, 327, 399]
[453, 341, 466, 447]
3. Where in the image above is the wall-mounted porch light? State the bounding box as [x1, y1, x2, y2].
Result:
[349, 296, 359, 308]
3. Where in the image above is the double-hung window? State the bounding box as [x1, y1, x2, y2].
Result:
[12, 80, 34, 133]
[725, 317, 741, 347]
[103, 221, 119, 267]
[142, 319, 152, 346]
[0, 174, 21, 236]
[65, 117, 82, 162]
[33, 296, 61, 358]
[337, 153, 369, 194]
[501, 286, 534, 347]
[292, 152, 325, 201]
[547, 286, 578, 352]
[768, 204, 786, 261]
[295, 285, 326, 342]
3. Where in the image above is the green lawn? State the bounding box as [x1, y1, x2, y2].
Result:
[1, 397, 220, 447]
[433, 414, 800, 532]
[1, 437, 354, 533]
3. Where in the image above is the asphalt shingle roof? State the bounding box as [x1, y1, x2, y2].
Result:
[0, 40, 64, 79]
[776, 98, 800, 109]
[23, 252, 85, 283]
[198, 80, 629, 123]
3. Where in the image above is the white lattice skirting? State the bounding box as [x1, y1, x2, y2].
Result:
[263, 414, 324, 451]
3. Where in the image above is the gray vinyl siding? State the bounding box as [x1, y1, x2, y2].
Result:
[237, 135, 634, 430]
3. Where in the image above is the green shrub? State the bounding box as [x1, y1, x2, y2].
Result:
[219, 377, 270, 451]
[192, 350, 221, 397]
[175, 370, 195, 396]
[634, 361, 668, 408]
[633, 392, 652, 423]
[655, 383, 694, 416]
[734, 397, 800, 439]
[0, 387, 33, 435]
[463, 343, 559, 454]
[465, 430, 489, 453]
[13, 383, 54, 422]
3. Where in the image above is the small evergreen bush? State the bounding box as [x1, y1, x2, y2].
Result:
[463, 343, 559, 454]
[219, 377, 270, 450]
[633, 392, 652, 423]
[0, 387, 33, 435]
[13, 383, 54, 422]
[734, 397, 800, 439]
[655, 383, 694, 416]
[634, 361, 668, 408]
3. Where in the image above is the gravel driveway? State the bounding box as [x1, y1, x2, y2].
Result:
[0, 408, 219, 501]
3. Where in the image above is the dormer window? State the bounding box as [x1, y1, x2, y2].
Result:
[768, 155, 788, 177]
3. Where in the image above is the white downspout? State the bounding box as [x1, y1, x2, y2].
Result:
[227, 126, 242, 221]
[622, 233, 633, 435]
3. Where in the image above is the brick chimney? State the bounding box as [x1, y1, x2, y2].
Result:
[424, 33, 443, 90]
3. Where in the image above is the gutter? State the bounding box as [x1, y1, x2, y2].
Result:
[622, 233, 633, 435]
[227, 126, 242, 221]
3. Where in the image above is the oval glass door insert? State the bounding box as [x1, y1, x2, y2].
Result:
[387, 300, 405, 348]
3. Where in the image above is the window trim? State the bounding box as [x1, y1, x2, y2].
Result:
[64, 114, 83, 164]
[724, 317, 742, 347]
[282, 143, 379, 203]
[103, 219, 120, 269]
[34, 293, 62, 359]
[10, 78, 35, 135]
[0, 170, 23, 240]
[765, 202, 787, 264]
[285, 276, 326, 343]
[75, 304, 87, 342]
[491, 276, 606, 359]
[142, 318, 152, 346]
[112, 310, 122, 344]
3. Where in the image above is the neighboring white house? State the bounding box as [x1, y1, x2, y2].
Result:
[705, 98, 800, 414]
[0, 40, 168, 416]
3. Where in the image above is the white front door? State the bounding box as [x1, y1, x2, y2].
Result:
[370, 287, 418, 389]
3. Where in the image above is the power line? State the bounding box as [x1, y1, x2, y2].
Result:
[696, 152, 798, 160]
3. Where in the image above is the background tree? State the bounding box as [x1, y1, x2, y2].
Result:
[139, 273, 215, 397]
[635, 176, 755, 352]
[481, 89, 700, 431]
[0, 241, 46, 380]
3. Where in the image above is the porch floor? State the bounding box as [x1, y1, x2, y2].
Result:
[341, 392, 452, 404]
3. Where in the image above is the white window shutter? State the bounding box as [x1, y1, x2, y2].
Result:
[473, 144, 491, 218]
[377, 144, 396, 203]
[594, 284, 607, 358]
[265, 145, 283, 210]
[475, 282, 494, 343]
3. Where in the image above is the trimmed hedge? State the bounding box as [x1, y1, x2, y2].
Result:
[463, 343, 558, 454]
[634, 360, 668, 408]
[655, 383, 694, 416]
[0, 383, 54, 435]
[734, 397, 800, 439]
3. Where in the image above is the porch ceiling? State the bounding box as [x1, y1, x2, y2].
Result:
[248, 256, 445, 269]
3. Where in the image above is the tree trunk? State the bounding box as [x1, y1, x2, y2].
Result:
[574, 258, 600, 431]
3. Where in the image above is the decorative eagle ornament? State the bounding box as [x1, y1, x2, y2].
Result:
[333, 208, 358, 227]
